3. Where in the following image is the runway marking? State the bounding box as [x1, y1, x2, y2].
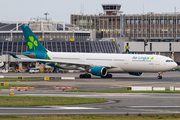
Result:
[55, 107, 100, 109]
[123, 108, 180, 113]
[20, 93, 146, 97]
[16, 93, 150, 98]
[0, 111, 178, 115]
[0, 107, 100, 110]
[129, 106, 180, 108]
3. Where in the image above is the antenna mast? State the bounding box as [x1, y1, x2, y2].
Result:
[44, 12, 49, 20]
[174, 6, 176, 14]
[143, 1, 144, 14]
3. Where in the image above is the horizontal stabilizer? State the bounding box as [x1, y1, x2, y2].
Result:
[10, 53, 19, 58]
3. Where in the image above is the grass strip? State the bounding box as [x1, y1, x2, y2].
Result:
[0, 84, 38, 89]
[0, 114, 180, 120]
[0, 77, 44, 81]
[0, 96, 108, 107]
[66, 89, 180, 93]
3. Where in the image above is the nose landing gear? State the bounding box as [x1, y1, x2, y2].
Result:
[157, 72, 163, 79]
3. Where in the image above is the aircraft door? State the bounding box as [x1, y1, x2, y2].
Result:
[80, 55, 85, 62]
[124, 57, 129, 64]
[155, 58, 160, 65]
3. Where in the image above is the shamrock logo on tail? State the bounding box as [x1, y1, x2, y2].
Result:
[28, 36, 38, 50]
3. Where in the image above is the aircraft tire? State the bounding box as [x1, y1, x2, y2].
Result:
[108, 74, 112, 78]
[157, 76, 162, 79]
[80, 74, 91, 78]
[106, 74, 109, 78]
[80, 74, 83, 78]
[101, 76, 105, 78]
[88, 74, 91, 78]
[101, 74, 112, 78]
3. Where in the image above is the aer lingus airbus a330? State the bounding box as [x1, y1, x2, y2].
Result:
[11, 26, 177, 79]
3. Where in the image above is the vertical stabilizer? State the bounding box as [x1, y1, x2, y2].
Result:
[21, 26, 47, 52]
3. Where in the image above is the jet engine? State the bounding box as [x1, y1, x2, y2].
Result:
[90, 67, 107, 77]
[128, 72, 143, 76]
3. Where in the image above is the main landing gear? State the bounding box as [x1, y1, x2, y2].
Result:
[101, 74, 112, 78]
[79, 74, 91, 78]
[157, 72, 163, 79]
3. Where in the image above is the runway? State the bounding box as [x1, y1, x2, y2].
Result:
[1, 91, 180, 115]
[0, 71, 180, 115]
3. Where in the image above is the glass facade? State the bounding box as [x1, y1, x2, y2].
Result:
[169, 43, 171, 51]
[150, 43, 152, 51]
[0, 41, 120, 55]
[71, 14, 180, 42]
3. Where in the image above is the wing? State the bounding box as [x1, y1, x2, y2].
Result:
[11, 53, 117, 68]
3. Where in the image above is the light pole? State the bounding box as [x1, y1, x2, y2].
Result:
[144, 15, 150, 54]
[119, 11, 123, 53]
[44, 12, 49, 20]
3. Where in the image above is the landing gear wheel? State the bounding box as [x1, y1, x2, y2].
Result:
[80, 74, 83, 78]
[101, 74, 112, 78]
[88, 74, 91, 78]
[157, 76, 162, 79]
[157, 72, 163, 79]
[108, 74, 112, 78]
[79, 74, 91, 78]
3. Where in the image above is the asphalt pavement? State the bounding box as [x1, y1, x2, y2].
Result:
[0, 71, 180, 115]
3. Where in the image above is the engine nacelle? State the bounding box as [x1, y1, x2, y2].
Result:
[90, 67, 107, 77]
[129, 72, 143, 76]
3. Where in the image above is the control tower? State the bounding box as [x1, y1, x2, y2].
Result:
[102, 4, 121, 15]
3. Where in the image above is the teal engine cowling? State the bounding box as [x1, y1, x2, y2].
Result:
[129, 72, 143, 76]
[90, 67, 107, 77]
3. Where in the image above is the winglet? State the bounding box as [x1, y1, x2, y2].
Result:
[10, 53, 19, 58]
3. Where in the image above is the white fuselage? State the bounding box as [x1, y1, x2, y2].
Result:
[48, 52, 177, 73]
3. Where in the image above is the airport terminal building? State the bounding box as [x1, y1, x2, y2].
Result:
[71, 4, 180, 63]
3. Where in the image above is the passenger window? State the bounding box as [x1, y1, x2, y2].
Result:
[166, 60, 173, 62]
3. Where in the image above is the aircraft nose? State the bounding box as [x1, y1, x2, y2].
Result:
[166, 62, 178, 71]
[173, 62, 178, 68]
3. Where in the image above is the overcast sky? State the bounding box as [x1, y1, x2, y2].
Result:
[0, 0, 179, 23]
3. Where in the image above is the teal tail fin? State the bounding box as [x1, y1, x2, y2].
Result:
[21, 26, 47, 52]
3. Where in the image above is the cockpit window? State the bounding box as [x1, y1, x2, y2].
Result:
[166, 60, 174, 62]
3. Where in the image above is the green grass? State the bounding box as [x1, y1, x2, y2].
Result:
[0, 96, 108, 107]
[1, 114, 180, 120]
[0, 84, 38, 89]
[66, 89, 180, 93]
[0, 77, 44, 81]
